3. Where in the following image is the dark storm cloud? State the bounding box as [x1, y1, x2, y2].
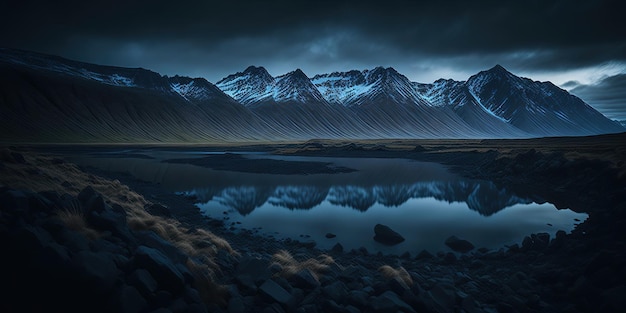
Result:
[569, 74, 626, 121]
[1, 0, 624, 81]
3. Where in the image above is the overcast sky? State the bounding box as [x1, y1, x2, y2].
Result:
[2, 0, 625, 120]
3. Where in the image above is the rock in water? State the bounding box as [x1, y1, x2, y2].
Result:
[444, 236, 475, 253]
[373, 224, 405, 245]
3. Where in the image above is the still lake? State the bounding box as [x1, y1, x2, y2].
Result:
[69, 149, 587, 255]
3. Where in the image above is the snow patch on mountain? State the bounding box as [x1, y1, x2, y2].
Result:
[71, 69, 135, 87]
[170, 80, 211, 101]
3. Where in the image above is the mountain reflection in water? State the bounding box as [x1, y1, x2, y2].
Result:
[185, 180, 530, 216]
[69, 151, 586, 254]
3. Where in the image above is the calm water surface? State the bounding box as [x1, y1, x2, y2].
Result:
[70, 150, 587, 255]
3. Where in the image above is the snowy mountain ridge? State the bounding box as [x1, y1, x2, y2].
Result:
[1, 47, 623, 142]
[216, 66, 327, 106]
[311, 67, 432, 108]
[217, 63, 623, 137]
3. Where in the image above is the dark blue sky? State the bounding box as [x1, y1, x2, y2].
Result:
[2, 0, 625, 120]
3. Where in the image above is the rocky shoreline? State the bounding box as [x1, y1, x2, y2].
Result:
[1, 186, 214, 312]
[2, 145, 625, 313]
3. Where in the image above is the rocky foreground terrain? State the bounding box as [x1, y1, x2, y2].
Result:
[1, 136, 625, 313]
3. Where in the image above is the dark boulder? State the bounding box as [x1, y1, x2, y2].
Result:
[115, 285, 148, 313]
[347, 289, 368, 308]
[298, 240, 316, 249]
[228, 295, 246, 313]
[259, 279, 295, 309]
[416, 249, 434, 260]
[88, 203, 132, 242]
[134, 231, 188, 264]
[331, 243, 344, 253]
[128, 269, 158, 297]
[428, 283, 456, 313]
[444, 235, 475, 253]
[387, 276, 411, 295]
[369, 290, 416, 313]
[134, 245, 186, 293]
[443, 252, 458, 263]
[72, 250, 120, 294]
[182, 285, 206, 307]
[373, 224, 405, 245]
[236, 255, 272, 286]
[322, 281, 348, 303]
[533, 233, 551, 250]
[290, 268, 320, 289]
[235, 255, 272, 291]
[521, 233, 551, 251]
[78, 186, 106, 213]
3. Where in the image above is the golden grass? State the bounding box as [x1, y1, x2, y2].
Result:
[378, 265, 413, 286]
[128, 212, 238, 258]
[186, 258, 228, 306]
[56, 208, 101, 240]
[271, 249, 335, 280]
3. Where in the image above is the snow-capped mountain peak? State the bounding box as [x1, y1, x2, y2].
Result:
[289, 68, 308, 78]
[461, 64, 624, 135]
[217, 67, 326, 105]
[271, 69, 327, 103]
[168, 76, 227, 102]
[244, 65, 270, 74]
[219, 65, 273, 82]
[215, 66, 275, 105]
[311, 66, 427, 107]
[488, 64, 509, 74]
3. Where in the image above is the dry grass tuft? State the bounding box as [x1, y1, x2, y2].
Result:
[55, 199, 101, 240]
[194, 228, 238, 256]
[378, 265, 413, 286]
[125, 204, 240, 292]
[186, 258, 228, 306]
[271, 249, 335, 280]
[127, 212, 238, 260]
[56, 209, 101, 240]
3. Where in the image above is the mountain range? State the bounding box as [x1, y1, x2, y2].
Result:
[1, 48, 623, 143]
